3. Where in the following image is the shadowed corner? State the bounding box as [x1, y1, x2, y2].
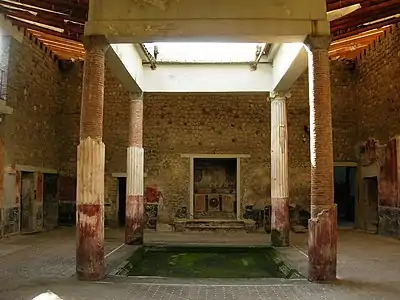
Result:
[32, 291, 63, 300]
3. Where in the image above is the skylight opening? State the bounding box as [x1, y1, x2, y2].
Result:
[143, 42, 265, 63]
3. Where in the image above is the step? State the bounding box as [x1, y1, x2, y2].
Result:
[173, 218, 256, 232]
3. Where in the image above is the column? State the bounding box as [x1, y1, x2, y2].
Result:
[270, 91, 290, 247]
[304, 35, 337, 282]
[125, 92, 144, 245]
[76, 35, 109, 281]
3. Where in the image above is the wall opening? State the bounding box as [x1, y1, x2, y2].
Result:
[43, 173, 59, 230]
[334, 166, 357, 226]
[20, 171, 35, 233]
[118, 177, 127, 227]
[58, 175, 76, 226]
[193, 158, 237, 219]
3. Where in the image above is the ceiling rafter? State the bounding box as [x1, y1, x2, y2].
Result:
[5, 0, 87, 18]
[10, 17, 81, 41]
[0, 0, 85, 23]
[333, 17, 398, 41]
[1, 7, 84, 34]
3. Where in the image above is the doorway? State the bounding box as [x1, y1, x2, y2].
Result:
[57, 175, 76, 226]
[118, 177, 127, 227]
[43, 173, 59, 229]
[20, 171, 35, 233]
[334, 166, 357, 226]
[193, 158, 237, 219]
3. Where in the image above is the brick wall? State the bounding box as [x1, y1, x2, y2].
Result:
[0, 34, 62, 236]
[1, 26, 397, 235]
[141, 61, 356, 222]
[57, 62, 131, 225]
[49, 56, 357, 226]
[357, 26, 400, 143]
[5, 36, 62, 169]
[356, 24, 400, 237]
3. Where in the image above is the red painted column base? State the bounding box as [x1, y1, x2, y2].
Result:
[125, 195, 144, 245]
[271, 197, 290, 247]
[308, 204, 337, 282]
[76, 204, 105, 281]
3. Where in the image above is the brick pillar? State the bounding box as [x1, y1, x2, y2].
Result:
[125, 92, 144, 245]
[270, 91, 290, 247]
[304, 35, 337, 282]
[76, 35, 109, 281]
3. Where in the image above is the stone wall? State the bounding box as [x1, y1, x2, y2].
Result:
[5, 36, 62, 169]
[356, 24, 400, 238]
[357, 25, 400, 143]
[141, 61, 357, 222]
[1, 34, 62, 236]
[57, 62, 131, 225]
[2, 25, 399, 236]
[0, 35, 358, 230]
[57, 59, 356, 226]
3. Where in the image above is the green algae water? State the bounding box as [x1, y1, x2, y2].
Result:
[120, 245, 301, 278]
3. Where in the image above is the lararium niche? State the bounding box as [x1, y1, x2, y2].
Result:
[193, 158, 237, 219]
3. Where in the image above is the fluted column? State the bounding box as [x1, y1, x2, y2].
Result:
[125, 92, 144, 245]
[76, 35, 108, 281]
[270, 91, 290, 247]
[304, 35, 337, 282]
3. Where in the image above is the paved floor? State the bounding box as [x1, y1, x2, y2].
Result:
[0, 227, 399, 299]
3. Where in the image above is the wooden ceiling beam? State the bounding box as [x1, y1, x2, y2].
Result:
[332, 0, 399, 22]
[13, 0, 87, 12]
[333, 18, 398, 40]
[327, 0, 387, 11]
[330, 45, 369, 56]
[51, 50, 84, 60]
[4, 0, 87, 19]
[331, 31, 383, 47]
[9, 17, 81, 41]
[331, 3, 400, 30]
[0, 0, 85, 23]
[38, 38, 84, 51]
[2, 7, 84, 34]
[27, 29, 83, 47]
[41, 44, 84, 56]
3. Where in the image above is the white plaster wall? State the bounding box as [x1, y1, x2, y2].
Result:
[141, 63, 273, 92]
[272, 43, 307, 92]
[111, 44, 144, 88]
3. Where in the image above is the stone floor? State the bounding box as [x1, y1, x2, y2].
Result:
[0, 227, 399, 299]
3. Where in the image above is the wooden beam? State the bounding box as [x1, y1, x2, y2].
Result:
[38, 38, 84, 52]
[41, 43, 84, 57]
[331, 29, 384, 47]
[327, 0, 387, 11]
[27, 29, 83, 47]
[331, 3, 400, 30]
[52, 50, 84, 60]
[0, 0, 85, 24]
[333, 18, 399, 40]
[8, 17, 81, 41]
[3, 0, 87, 19]
[2, 7, 84, 34]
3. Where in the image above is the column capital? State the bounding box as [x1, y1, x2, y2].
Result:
[269, 91, 291, 101]
[129, 91, 144, 101]
[82, 35, 109, 53]
[304, 35, 332, 51]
